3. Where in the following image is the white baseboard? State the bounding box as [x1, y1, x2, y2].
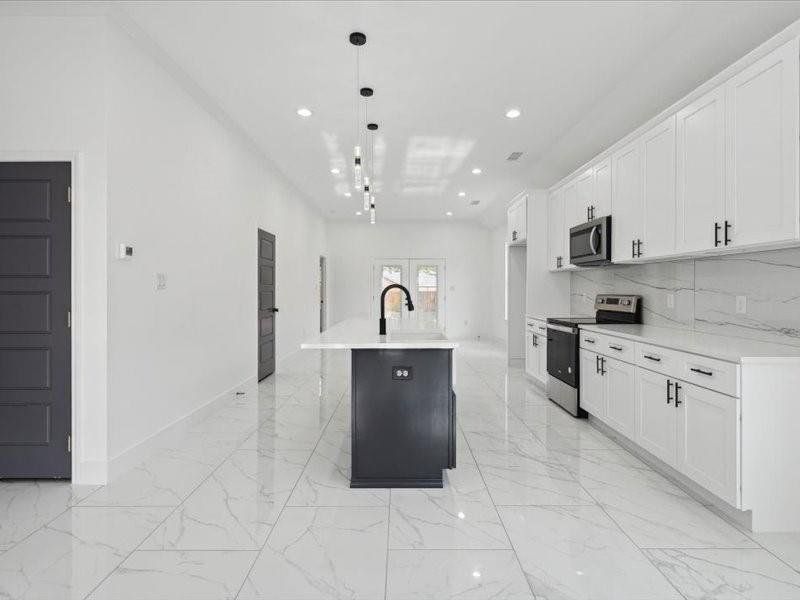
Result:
[107, 375, 258, 482]
[74, 459, 108, 486]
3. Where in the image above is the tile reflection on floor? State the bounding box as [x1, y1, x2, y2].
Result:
[0, 340, 798, 599]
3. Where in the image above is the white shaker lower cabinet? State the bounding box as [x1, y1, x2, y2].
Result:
[579, 350, 604, 417]
[676, 381, 739, 507]
[603, 356, 636, 439]
[635, 368, 678, 466]
[525, 320, 548, 385]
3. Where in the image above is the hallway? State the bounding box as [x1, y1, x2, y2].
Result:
[1, 342, 800, 599]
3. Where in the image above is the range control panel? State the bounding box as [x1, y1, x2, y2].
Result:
[392, 366, 413, 381]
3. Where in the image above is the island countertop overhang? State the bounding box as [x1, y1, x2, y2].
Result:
[300, 318, 458, 350]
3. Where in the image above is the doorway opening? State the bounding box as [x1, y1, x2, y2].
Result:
[371, 258, 446, 332]
[0, 162, 72, 478]
[258, 229, 276, 380]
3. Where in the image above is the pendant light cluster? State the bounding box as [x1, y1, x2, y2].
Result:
[350, 31, 379, 224]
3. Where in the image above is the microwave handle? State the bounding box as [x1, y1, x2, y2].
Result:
[589, 226, 599, 255]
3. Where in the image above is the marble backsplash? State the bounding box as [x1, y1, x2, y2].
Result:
[570, 247, 800, 347]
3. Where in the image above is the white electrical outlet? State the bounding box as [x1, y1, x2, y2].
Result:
[736, 295, 747, 314]
[155, 273, 167, 291]
[666, 294, 675, 309]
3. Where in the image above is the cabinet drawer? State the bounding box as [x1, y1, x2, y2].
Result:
[635, 342, 740, 397]
[635, 343, 684, 378]
[580, 331, 635, 363]
[679, 354, 740, 397]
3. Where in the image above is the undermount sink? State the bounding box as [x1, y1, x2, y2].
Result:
[388, 330, 446, 342]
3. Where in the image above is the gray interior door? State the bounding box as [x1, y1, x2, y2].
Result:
[0, 162, 71, 478]
[258, 229, 276, 380]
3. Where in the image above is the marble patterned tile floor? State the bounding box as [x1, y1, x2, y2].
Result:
[2, 340, 800, 599]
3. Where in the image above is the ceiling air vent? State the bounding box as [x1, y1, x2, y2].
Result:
[469, 200, 480, 206]
[506, 151, 523, 161]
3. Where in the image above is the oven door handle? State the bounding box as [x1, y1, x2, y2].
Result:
[589, 225, 599, 255]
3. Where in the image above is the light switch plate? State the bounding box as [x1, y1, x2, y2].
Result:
[118, 243, 134, 260]
[666, 294, 675, 309]
[736, 295, 747, 314]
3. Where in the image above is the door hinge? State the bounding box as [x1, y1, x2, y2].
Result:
[67, 434, 72, 453]
[67, 186, 72, 205]
[67, 311, 71, 328]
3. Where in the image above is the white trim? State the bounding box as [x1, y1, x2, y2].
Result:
[108, 374, 257, 481]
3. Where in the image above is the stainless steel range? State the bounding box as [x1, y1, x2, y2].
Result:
[546, 294, 642, 417]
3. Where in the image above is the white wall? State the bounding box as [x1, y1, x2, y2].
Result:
[0, 13, 326, 481]
[104, 24, 326, 463]
[0, 14, 110, 482]
[327, 221, 491, 339]
[488, 225, 508, 342]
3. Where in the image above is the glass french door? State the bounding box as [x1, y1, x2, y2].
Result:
[372, 258, 446, 331]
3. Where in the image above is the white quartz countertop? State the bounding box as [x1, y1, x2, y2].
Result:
[301, 318, 459, 350]
[579, 323, 800, 363]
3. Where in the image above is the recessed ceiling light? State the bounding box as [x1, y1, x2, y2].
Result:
[446, 211, 453, 217]
[296, 107, 312, 117]
[472, 571, 481, 579]
[458, 191, 466, 197]
[471, 168, 482, 175]
[330, 168, 340, 175]
[505, 108, 521, 119]
[344, 192, 351, 197]
[355, 211, 362, 216]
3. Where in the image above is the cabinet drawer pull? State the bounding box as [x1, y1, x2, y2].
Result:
[666, 379, 673, 404]
[608, 344, 623, 351]
[643, 354, 661, 362]
[674, 382, 682, 407]
[584, 338, 596, 344]
[690, 367, 713, 376]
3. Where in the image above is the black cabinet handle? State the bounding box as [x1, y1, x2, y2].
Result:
[666, 379, 673, 404]
[724, 220, 732, 245]
[690, 367, 713, 376]
[584, 338, 596, 344]
[600, 356, 606, 375]
[643, 354, 661, 362]
[587, 206, 590, 222]
[596, 354, 600, 374]
[636, 239, 642, 257]
[512, 230, 517, 241]
[272, 308, 279, 313]
[675, 382, 682, 407]
[631, 239, 636, 258]
[714, 222, 721, 247]
[609, 344, 623, 351]
[590, 206, 595, 220]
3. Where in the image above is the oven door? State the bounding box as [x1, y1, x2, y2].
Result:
[569, 216, 611, 266]
[546, 324, 578, 388]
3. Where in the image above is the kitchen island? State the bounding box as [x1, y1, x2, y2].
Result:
[301, 318, 458, 488]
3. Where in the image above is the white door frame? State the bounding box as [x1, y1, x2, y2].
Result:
[0, 150, 101, 484]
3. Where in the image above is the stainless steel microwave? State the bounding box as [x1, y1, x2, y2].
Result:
[569, 215, 611, 266]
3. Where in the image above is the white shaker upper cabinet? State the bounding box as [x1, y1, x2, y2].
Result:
[573, 167, 595, 225]
[594, 156, 612, 218]
[676, 86, 726, 253]
[640, 116, 677, 260]
[548, 187, 565, 271]
[611, 138, 642, 262]
[725, 39, 800, 249]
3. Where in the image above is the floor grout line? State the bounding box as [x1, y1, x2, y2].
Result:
[458, 420, 538, 600]
[232, 382, 346, 600]
[80, 383, 331, 600]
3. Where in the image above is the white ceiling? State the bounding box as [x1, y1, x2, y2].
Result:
[115, 1, 800, 225]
